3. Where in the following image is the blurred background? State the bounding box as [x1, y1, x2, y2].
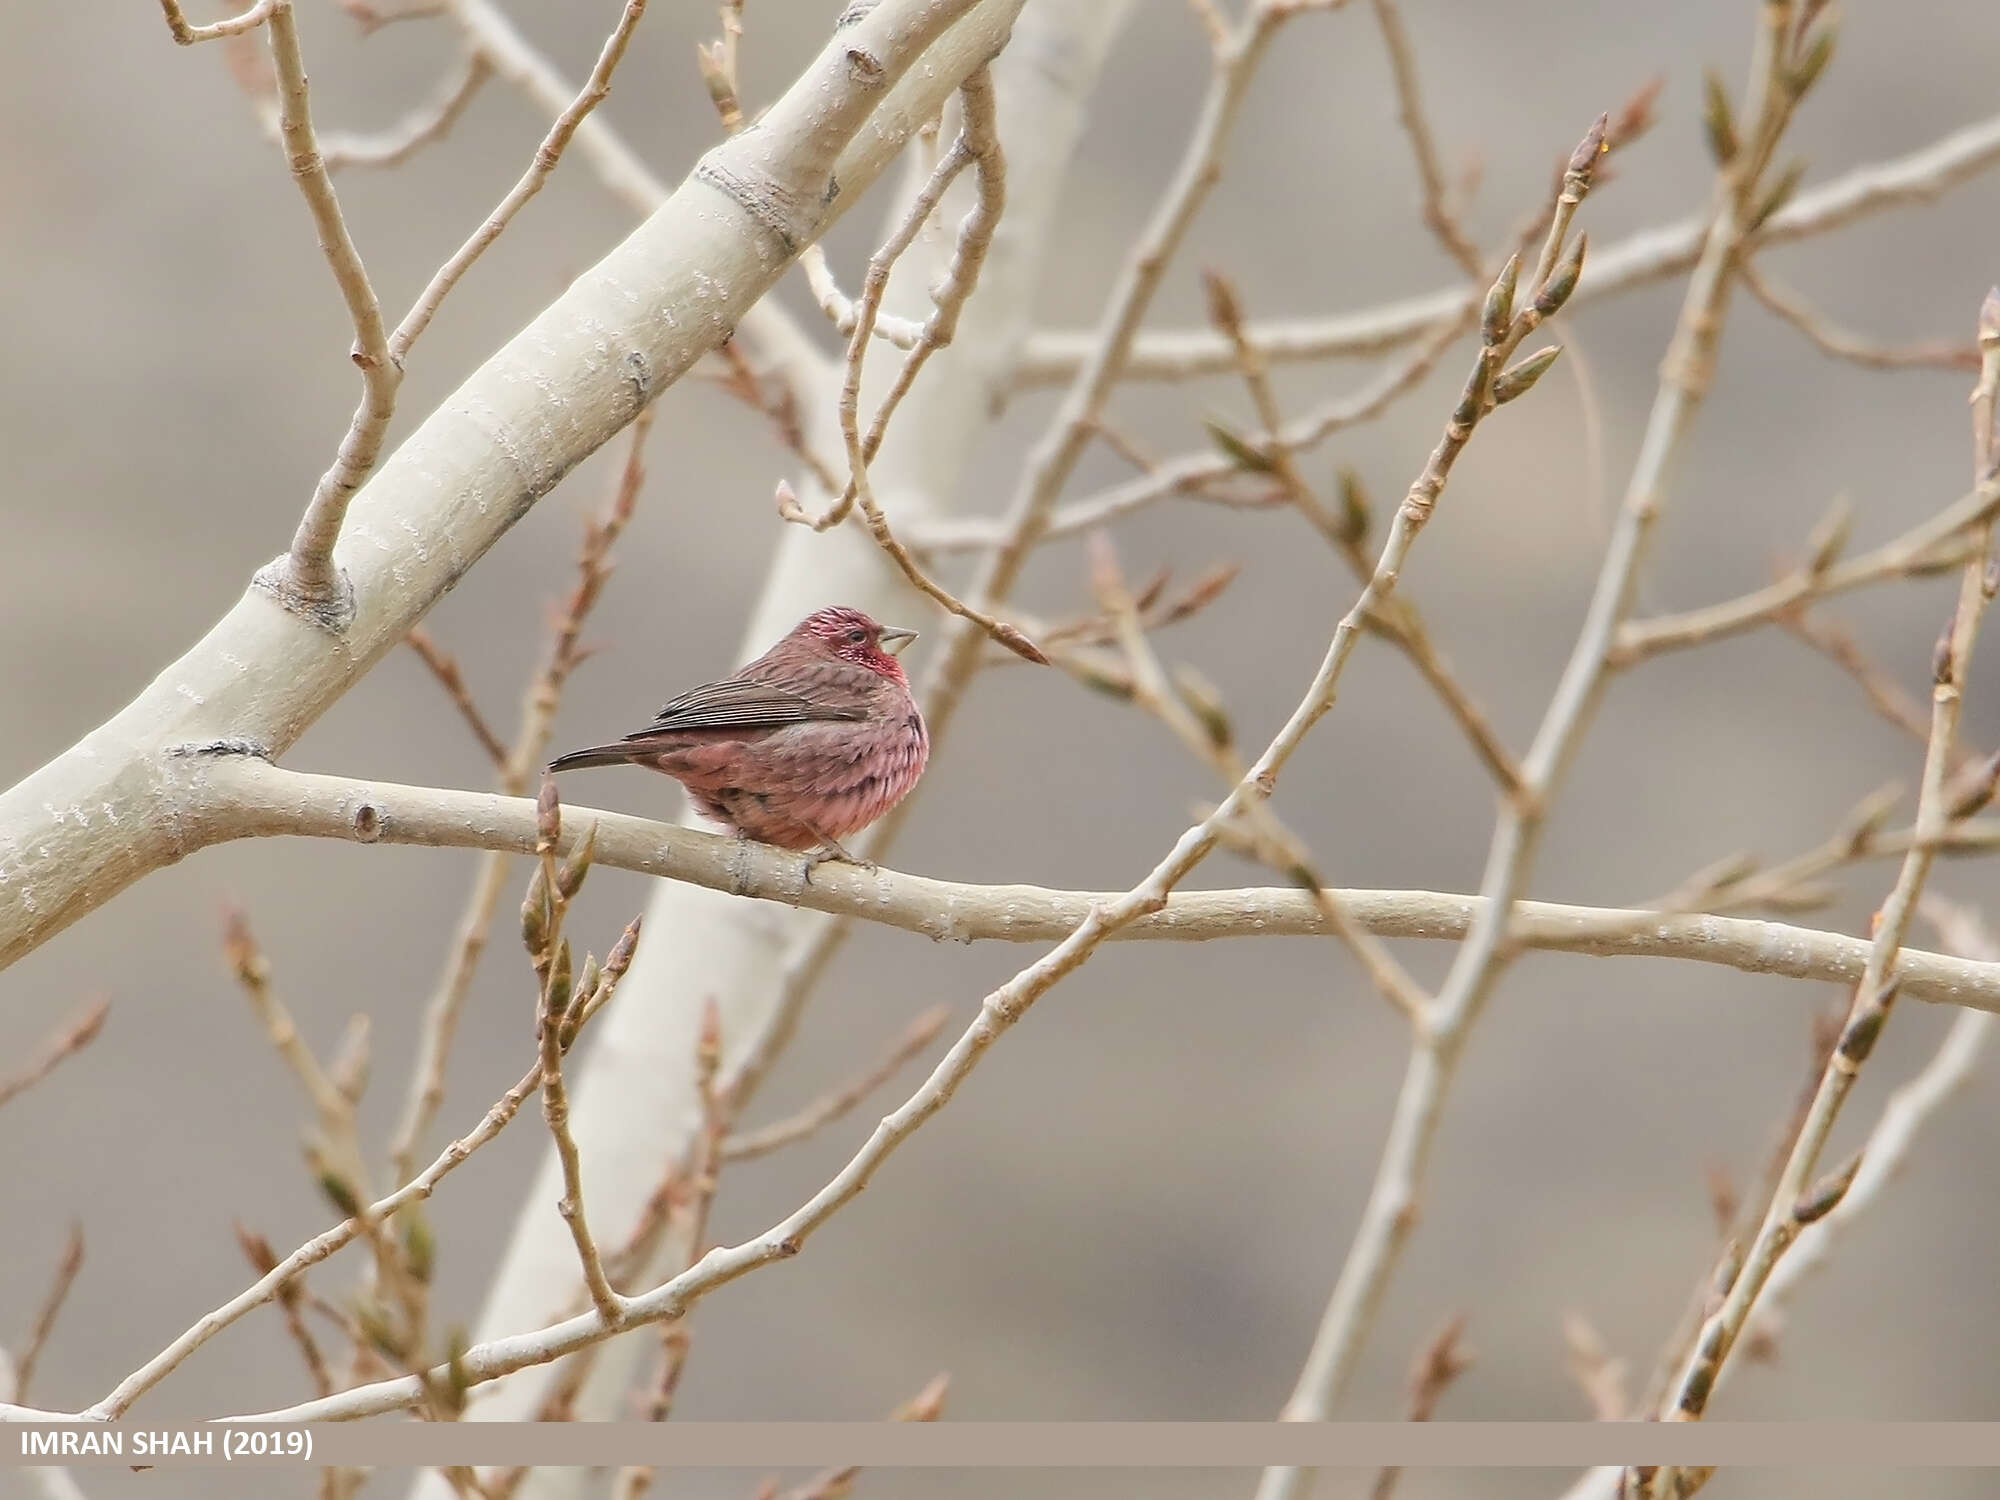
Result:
[5, 1, 2000, 1497]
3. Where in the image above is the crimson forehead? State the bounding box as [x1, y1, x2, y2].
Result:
[810, 609, 876, 634]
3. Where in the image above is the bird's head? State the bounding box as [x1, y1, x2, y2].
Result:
[794, 606, 918, 682]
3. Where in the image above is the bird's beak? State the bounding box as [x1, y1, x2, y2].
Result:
[877, 626, 918, 655]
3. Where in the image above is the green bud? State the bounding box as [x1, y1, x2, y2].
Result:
[1336, 468, 1372, 545]
[1204, 417, 1277, 474]
[557, 823, 598, 900]
[1481, 255, 1520, 346]
[521, 865, 553, 957]
[1491, 346, 1563, 406]
[1748, 159, 1807, 233]
[400, 1205, 436, 1285]
[1786, 25, 1836, 99]
[1534, 233, 1588, 316]
[1702, 67, 1738, 165]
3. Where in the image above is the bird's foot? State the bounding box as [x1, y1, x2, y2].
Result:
[801, 838, 874, 883]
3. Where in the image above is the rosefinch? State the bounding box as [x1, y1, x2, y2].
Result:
[548, 606, 928, 869]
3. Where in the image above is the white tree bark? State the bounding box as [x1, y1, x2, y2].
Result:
[429, 0, 1136, 1470]
[0, 0, 1020, 972]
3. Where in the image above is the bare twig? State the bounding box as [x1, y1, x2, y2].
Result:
[1369, 0, 1483, 279]
[12, 1223, 84, 1404]
[530, 781, 625, 1330]
[336, 0, 446, 32]
[1012, 111, 2000, 385]
[235, 1225, 335, 1399]
[721, 1005, 951, 1162]
[1742, 258, 1978, 372]
[390, 0, 651, 362]
[257, 0, 395, 622]
[405, 628, 510, 769]
[389, 410, 653, 1188]
[158, 0, 275, 45]
[320, 52, 491, 171]
[1562, 1311, 1631, 1421]
[0, 996, 109, 1113]
[1369, 1315, 1472, 1500]
[913, 307, 1475, 554]
[1202, 268, 1525, 797]
[1614, 482, 1995, 662]
[1784, 608, 1937, 745]
[223, 907, 371, 1207]
[789, 66, 1046, 666]
[780, 1374, 950, 1500]
[1088, 530, 1431, 1029]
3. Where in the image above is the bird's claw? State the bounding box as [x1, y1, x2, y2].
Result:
[801, 840, 873, 884]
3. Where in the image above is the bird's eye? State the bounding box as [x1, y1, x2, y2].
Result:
[846, 628, 868, 645]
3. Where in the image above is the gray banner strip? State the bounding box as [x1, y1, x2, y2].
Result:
[9, 1423, 2000, 1468]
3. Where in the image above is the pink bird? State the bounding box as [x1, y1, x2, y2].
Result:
[548, 606, 929, 869]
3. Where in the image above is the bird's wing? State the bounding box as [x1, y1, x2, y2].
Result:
[627, 676, 866, 738]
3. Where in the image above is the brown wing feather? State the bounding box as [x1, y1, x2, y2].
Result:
[629, 676, 865, 738]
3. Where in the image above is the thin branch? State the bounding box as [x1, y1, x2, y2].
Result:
[1369, 1315, 1472, 1500]
[320, 52, 492, 171]
[852, 69, 1009, 468]
[405, 628, 511, 769]
[530, 784, 626, 1331]
[787, 67, 1045, 665]
[1088, 530, 1430, 1030]
[389, 0, 652, 363]
[1012, 110, 2000, 384]
[337, 0, 447, 32]
[798, 245, 925, 348]
[388, 409, 653, 1189]
[222, 907, 373, 1212]
[1562, 1311, 1630, 1422]
[1615, 481, 1994, 662]
[260, 0, 396, 622]
[1201, 268, 1525, 798]
[1741, 257, 1978, 372]
[0, 996, 109, 1113]
[1783, 607, 1947, 754]
[722, 1005, 951, 1161]
[235, 1225, 336, 1399]
[158, 0, 274, 44]
[780, 1374, 950, 1500]
[913, 307, 1474, 553]
[12, 1223, 84, 1404]
[1369, 0, 1483, 279]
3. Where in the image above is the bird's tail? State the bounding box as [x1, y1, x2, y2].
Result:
[546, 744, 636, 774]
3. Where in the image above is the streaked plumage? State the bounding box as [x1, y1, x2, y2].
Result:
[548, 606, 929, 860]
